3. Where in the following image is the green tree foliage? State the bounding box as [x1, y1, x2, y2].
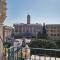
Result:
[29, 39, 57, 49]
[55, 40, 60, 48]
[29, 39, 60, 57]
[37, 32, 41, 38]
[42, 23, 47, 39]
[37, 23, 47, 39]
[3, 42, 11, 48]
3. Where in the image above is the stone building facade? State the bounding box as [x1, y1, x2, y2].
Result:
[13, 15, 42, 37]
[46, 24, 60, 40]
[0, 25, 13, 42]
[13, 15, 60, 40]
[0, 0, 6, 23]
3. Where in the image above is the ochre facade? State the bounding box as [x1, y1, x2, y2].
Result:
[0, 0, 6, 23]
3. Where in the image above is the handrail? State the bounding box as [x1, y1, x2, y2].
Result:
[30, 48, 60, 51]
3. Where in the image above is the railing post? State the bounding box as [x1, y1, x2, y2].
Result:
[15, 56, 16, 60]
[8, 48, 10, 60]
[12, 48, 14, 60]
[5, 47, 6, 60]
[29, 51, 31, 60]
[34, 51, 36, 60]
[55, 51, 56, 60]
[44, 50, 46, 60]
[50, 50, 51, 60]
[17, 47, 18, 60]
[39, 56, 41, 60]
[20, 47, 22, 60]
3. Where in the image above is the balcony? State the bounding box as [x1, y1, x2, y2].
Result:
[3, 47, 60, 60]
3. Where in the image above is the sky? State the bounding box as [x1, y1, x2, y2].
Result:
[4, 0, 60, 26]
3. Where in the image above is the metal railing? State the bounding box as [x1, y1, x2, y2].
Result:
[3, 47, 60, 60]
[3, 46, 22, 60]
[30, 48, 60, 60]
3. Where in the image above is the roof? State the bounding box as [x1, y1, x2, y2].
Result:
[14, 32, 34, 38]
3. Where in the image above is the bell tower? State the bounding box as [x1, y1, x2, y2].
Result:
[27, 14, 30, 24]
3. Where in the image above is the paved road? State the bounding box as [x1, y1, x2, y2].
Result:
[14, 38, 31, 47]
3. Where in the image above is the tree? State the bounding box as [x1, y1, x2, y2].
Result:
[37, 32, 42, 38]
[55, 40, 60, 48]
[42, 23, 47, 39]
[29, 39, 57, 49]
[3, 42, 11, 48]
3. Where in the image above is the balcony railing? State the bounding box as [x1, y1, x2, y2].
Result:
[3, 47, 60, 60]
